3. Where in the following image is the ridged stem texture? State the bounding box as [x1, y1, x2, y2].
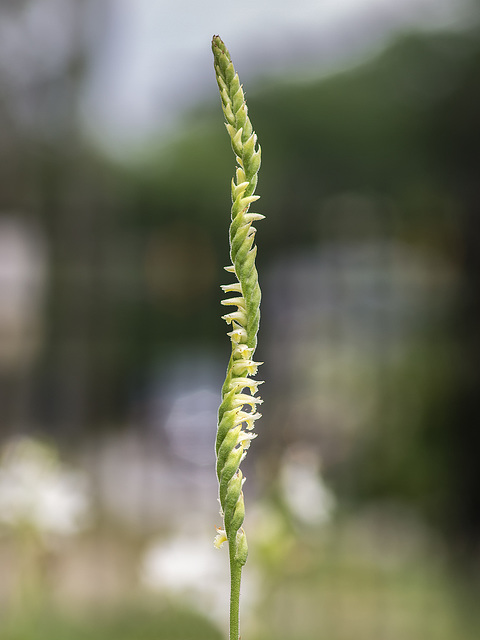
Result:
[212, 35, 263, 640]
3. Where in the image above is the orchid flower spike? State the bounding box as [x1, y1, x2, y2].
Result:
[212, 35, 264, 639]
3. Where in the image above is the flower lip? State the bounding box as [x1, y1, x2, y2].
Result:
[213, 527, 228, 549]
[235, 411, 262, 429]
[232, 393, 263, 408]
[237, 432, 257, 448]
[232, 343, 253, 357]
[232, 359, 263, 375]
[229, 377, 264, 392]
[221, 283, 243, 293]
[221, 297, 245, 308]
[222, 310, 247, 325]
[227, 327, 248, 343]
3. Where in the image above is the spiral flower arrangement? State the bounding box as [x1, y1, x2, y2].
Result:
[212, 35, 264, 639]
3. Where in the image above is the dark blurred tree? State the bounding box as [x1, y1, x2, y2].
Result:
[427, 41, 480, 560]
[0, 0, 126, 437]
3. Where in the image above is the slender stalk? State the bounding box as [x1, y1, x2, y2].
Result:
[211, 35, 264, 639]
[229, 541, 242, 640]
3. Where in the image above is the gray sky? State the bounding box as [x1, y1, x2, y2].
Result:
[80, 0, 472, 156]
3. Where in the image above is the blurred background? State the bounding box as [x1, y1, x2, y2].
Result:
[1, 0, 480, 638]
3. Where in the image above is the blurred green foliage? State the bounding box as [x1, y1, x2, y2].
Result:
[2, 519, 479, 640]
[2, 606, 223, 640]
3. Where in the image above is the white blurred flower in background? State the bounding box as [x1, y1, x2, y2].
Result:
[280, 444, 335, 527]
[0, 436, 90, 542]
[140, 531, 259, 627]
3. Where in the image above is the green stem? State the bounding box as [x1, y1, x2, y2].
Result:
[229, 542, 242, 640]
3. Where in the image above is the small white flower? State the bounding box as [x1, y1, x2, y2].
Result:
[237, 431, 257, 448]
[232, 393, 263, 409]
[232, 358, 262, 376]
[235, 411, 262, 430]
[221, 296, 245, 309]
[232, 343, 253, 359]
[229, 377, 264, 393]
[227, 325, 248, 344]
[221, 310, 247, 325]
[220, 283, 242, 294]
